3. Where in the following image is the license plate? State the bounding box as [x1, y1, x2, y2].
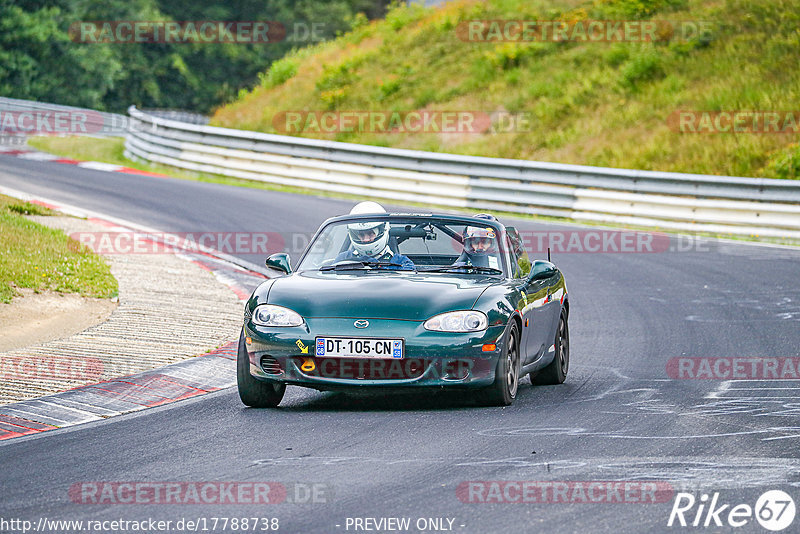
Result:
[315, 337, 403, 359]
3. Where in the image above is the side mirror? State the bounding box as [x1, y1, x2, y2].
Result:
[528, 260, 556, 281]
[265, 252, 292, 275]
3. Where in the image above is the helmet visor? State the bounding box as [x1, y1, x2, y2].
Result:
[464, 226, 497, 253]
[349, 223, 386, 245]
[467, 237, 494, 250]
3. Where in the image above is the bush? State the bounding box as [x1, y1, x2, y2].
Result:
[384, 1, 430, 32]
[259, 57, 298, 89]
[593, 0, 689, 19]
[377, 76, 402, 100]
[763, 144, 800, 179]
[483, 42, 554, 71]
[316, 55, 365, 92]
[320, 88, 347, 109]
[604, 44, 630, 67]
[619, 46, 665, 90]
[5, 202, 51, 216]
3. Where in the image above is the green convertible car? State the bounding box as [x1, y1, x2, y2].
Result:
[238, 209, 569, 407]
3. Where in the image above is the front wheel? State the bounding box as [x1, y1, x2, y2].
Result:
[531, 311, 569, 385]
[480, 322, 521, 406]
[237, 331, 286, 407]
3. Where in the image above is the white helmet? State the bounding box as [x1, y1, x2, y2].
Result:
[347, 202, 390, 257]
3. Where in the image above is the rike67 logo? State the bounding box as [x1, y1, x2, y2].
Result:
[668, 490, 795, 531]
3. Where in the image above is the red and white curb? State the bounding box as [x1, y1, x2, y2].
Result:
[0, 183, 271, 441]
[0, 145, 168, 177]
[0, 342, 238, 440]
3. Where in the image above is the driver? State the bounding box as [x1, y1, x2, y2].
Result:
[334, 201, 415, 270]
[454, 213, 501, 269]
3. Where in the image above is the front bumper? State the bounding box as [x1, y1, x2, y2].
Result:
[243, 317, 506, 390]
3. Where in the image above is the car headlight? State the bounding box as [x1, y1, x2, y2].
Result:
[423, 311, 488, 332]
[251, 304, 304, 327]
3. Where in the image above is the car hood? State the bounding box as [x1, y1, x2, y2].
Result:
[267, 270, 496, 321]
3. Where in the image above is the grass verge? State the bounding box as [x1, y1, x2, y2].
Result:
[0, 194, 118, 304]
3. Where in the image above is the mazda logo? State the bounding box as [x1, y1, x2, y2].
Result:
[354, 320, 369, 328]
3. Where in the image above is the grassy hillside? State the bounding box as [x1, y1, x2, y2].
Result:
[212, 0, 800, 179]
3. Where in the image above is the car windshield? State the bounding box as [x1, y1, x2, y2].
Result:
[297, 216, 507, 276]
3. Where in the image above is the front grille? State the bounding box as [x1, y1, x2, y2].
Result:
[260, 355, 282, 375]
[293, 357, 426, 380]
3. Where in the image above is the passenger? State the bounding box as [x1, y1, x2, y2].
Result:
[454, 214, 501, 270]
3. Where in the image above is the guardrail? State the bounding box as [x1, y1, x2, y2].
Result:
[123, 105, 795, 240]
[0, 98, 207, 139]
[138, 109, 209, 126]
[0, 96, 128, 137]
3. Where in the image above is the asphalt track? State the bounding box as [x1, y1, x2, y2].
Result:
[1, 154, 799, 533]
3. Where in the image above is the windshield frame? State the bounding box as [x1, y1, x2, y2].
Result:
[295, 213, 511, 277]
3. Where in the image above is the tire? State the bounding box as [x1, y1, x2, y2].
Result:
[480, 322, 521, 406]
[237, 331, 286, 407]
[531, 311, 569, 385]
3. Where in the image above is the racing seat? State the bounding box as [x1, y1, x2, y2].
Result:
[388, 235, 400, 255]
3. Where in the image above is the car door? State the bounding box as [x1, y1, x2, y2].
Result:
[505, 228, 563, 364]
[520, 261, 561, 363]
[505, 228, 541, 365]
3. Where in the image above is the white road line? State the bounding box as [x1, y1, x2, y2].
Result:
[16, 152, 59, 161]
[76, 161, 124, 171]
[705, 380, 732, 399]
[728, 387, 800, 390]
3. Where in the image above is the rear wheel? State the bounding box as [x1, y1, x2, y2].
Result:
[480, 322, 520, 406]
[237, 331, 286, 407]
[531, 311, 569, 385]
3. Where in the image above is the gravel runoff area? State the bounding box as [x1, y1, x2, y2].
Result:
[0, 216, 243, 405]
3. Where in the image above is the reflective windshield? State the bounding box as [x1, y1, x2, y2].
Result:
[297, 217, 508, 275]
